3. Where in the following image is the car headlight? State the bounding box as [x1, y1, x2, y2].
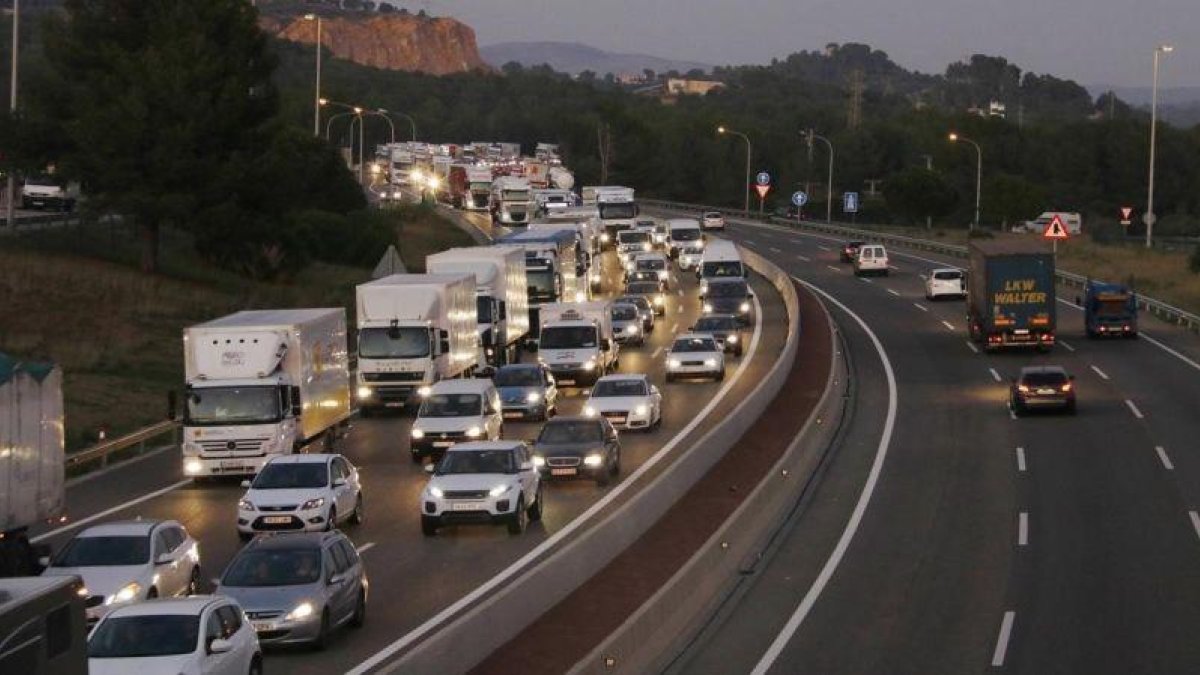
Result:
[357, 386, 373, 400]
[635, 405, 648, 416]
[654, 295, 665, 305]
[411, 428, 425, 440]
[669, 359, 682, 368]
[532, 455, 546, 467]
[107, 583, 141, 605]
[300, 497, 325, 511]
[625, 325, 639, 334]
[238, 499, 255, 511]
[584, 406, 598, 417]
[584, 454, 603, 467]
[658, 270, 668, 280]
[527, 392, 542, 403]
[583, 360, 597, 371]
[429, 486, 444, 498]
[601, 233, 610, 242]
[285, 601, 315, 621]
[184, 458, 203, 475]
[466, 426, 483, 438]
[739, 302, 751, 313]
[726, 334, 738, 343]
[417, 386, 432, 397]
[705, 358, 718, 367]
[703, 303, 714, 313]
[642, 242, 652, 251]
[489, 484, 511, 497]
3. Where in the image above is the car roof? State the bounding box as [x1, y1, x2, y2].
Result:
[447, 440, 526, 453]
[931, 267, 962, 273]
[430, 379, 494, 394]
[695, 314, 739, 323]
[77, 519, 168, 537]
[265, 453, 335, 466]
[707, 277, 747, 286]
[497, 363, 541, 372]
[102, 595, 230, 618]
[244, 531, 336, 551]
[595, 373, 648, 384]
[543, 415, 602, 426]
[1019, 365, 1068, 376]
[675, 332, 719, 343]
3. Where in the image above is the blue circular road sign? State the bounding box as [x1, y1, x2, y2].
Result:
[756, 171, 771, 186]
[791, 191, 809, 207]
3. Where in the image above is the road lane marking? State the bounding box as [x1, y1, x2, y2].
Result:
[770, 246, 782, 253]
[744, 239, 757, 246]
[1009, 405, 1018, 421]
[651, 346, 663, 358]
[1155, 446, 1174, 471]
[941, 320, 955, 331]
[1190, 512, 1200, 542]
[356, 542, 376, 555]
[913, 302, 929, 312]
[966, 341, 980, 354]
[1016, 447, 1026, 472]
[826, 265, 841, 273]
[752, 278, 898, 675]
[32, 479, 193, 544]
[1018, 512, 1029, 547]
[350, 284, 766, 674]
[989, 368, 1002, 382]
[992, 611, 1016, 666]
[1090, 365, 1110, 380]
[860, 277, 874, 284]
[796, 254, 810, 262]
[886, 288, 900, 297]
[1059, 339, 1076, 352]
[1141, 334, 1200, 373]
[817, 245, 831, 251]
[888, 265, 899, 271]
[1125, 399, 1145, 419]
[670, 323, 678, 332]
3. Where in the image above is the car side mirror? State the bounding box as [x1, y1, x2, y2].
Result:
[38, 555, 51, 568]
[333, 478, 347, 487]
[424, 464, 435, 474]
[327, 573, 345, 586]
[155, 553, 173, 565]
[208, 638, 233, 655]
[520, 461, 534, 471]
[240, 479, 252, 489]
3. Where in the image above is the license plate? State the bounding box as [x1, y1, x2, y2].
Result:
[503, 412, 524, 419]
[1037, 388, 1055, 395]
[608, 417, 627, 424]
[263, 516, 291, 525]
[385, 402, 406, 408]
[559, 379, 577, 385]
[551, 468, 578, 476]
[451, 502, 485, 511]
[219, 460, 244, 469]
[433, 441, 454, 448]
[253, 622, 273, 632]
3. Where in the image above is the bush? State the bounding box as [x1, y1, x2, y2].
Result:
[291, 208, 397, 267]
[192, 202, 313, 280]
[967, 228, 995, 239]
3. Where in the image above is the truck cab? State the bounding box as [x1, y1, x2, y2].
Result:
[586, 186, 637, 249]
[1083, 281, 1138, 339]
[491, 177, 533, 226]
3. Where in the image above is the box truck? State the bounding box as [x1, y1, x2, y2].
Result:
[584, 186, 638, 249]
[0, 354, 63, 577]
[426, 248, 530, 370]
[0, 577, 88, 672]
[1082, 280, 1138, 339]
[497, 230, 584, 341]
[530, 220, 600, 294]
[180, 309, 351, 479]
[967, 239, 1057, 352]
[355, 275, 479, 411]
[538, 301, 618, 386]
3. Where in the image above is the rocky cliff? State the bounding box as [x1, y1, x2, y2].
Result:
[264, 13, 489, 76]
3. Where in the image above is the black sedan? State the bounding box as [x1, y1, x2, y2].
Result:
[691, 314, 746, 356]
[531, 417, 621, 486]
[1010, 366, 1076, 415]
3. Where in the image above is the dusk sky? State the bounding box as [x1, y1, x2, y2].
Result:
[437, 0, 1197, 88]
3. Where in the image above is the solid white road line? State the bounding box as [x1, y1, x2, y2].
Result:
[1016, 447, 1027, 472]
[751, 278, 898, 675]
[1155, 446, 1174, 471]
[1190, 512, 1200, 542]
[1090, 365, 1110, 380]
[989, 368, 1003, 382]
[32, 479, 193, 544]
[826, 265, 841, 273]
[356, 542, 376, 555]
[1018, 512, 1029, 547]
[1059, 340, 1076, 352]
[349, 287, 767, 674]
[796, 254, 810, 262]
[992, 611, 1016, 666]
[913, 302, 929, 312]
[1142, 334, 1200, 373]
[966, 341, 980, 354]
[651, 346, 663, 358]
[941, 320, 955, 331]
[1125, 399, 1145, 419]
[886, 288, 901, 297]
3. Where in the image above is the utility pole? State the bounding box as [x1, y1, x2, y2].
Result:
[1146, 44, 1174, 249]
[921, 154, 934, 229]
[847, 69, 865, 130]
[803, 129, 834, 223]
[6, 0, 19, 228]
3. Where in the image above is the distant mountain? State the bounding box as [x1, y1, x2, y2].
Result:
[1088, 85, 1200, 107]
[479, 41, 711, 76]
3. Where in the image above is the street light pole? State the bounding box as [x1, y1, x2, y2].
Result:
[366, 111, 395, 144]
[717, 126, 751, 213]
[920, 154, 934, 229]
[378, 108, 416, 141]
[6, 0, 19, 228]
[949, 132, 982, 231]
[321, 99, 366, 184]
[304, 14, 321, 137]
[804, 129, 835, 223]
[1146, 44, 1173, 249]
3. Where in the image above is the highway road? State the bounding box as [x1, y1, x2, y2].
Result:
[652, 213, 1200, 674]
[29, 222, 789, 673]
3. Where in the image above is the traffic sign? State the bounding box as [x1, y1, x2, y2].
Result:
[1120, 206, 1133, 226]
[1142, 211, 1157, 228]
[756, 171, 771, 186]
[1043, 214, 1070, 240]
[754, 184, 771, 199]
[843, 192, 860, 214]
[791, 191, 808, 207]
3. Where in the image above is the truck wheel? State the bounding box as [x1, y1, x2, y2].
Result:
[421, 516, 439, 537]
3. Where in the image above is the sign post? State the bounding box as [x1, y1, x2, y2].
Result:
[791, 190, 808, 224]
[755, 171, 771, 215]
[1042, 213, 1070, 254]
[843, 191, 859, 225]
[1119, 206, 1133, 228]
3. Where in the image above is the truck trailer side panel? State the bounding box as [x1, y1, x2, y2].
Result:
[0, 355, 64, 535]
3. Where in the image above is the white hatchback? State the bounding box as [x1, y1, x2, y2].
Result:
[854, 244, 889, 276]
[925, 268, 967, 300]
[237, 453, 364, 539]
[584, 374, 663, 431]
[702, 211, 726, 230]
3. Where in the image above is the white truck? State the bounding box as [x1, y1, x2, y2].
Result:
[466, 166, 494, 210]
[355, 274, 479, 412]
[389, 146, 415, 185]
[0, 354, 64, 576]
[426, 248, 530, 371]
[582, 186, 638, 249]
[181, 309, 351, 480]
[530, 219, 600, 294]
[491, 176, 534, 226]
[538, 301, 618, 386]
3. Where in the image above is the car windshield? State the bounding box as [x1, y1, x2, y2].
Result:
[88, 615, 200, 658]
[670, 228, 702, 242]
[538, 421, 603, 444]
[185, 386, 281, 426]
[1022, 372, 1068, 387]
[704, 212, 721, 219]
[527, 269, 556, 296]
[635, 219, 657, 229]
[252, 462, 329, 489]
[437, 449, 515, 475]
[695, 317, 737, 331]
[616, 296, 650, 311]
[599, 203, 636, 219]
[495, 367, 542, 387]
[25, 175, 59, 188]
[612, 305, 639, 320]
[707, 281, 748, 298]
[420, 393, 483, 417]
[540, 326, 598, 349]
[702, 261, 742, 278]
[222, 548, 323, 587]
[592, 379, 647, 397]
[933, 271, 962, 280]
[359, 326, 430, 359]
[618, 231, 650, 244]
[627, 283, 659, 295]
[673, 337, 718, 353]
[636, 258, 666, 271]
[53, 535, 149, 567]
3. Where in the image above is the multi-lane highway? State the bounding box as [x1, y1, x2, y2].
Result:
[652, 213, 1200, 675]
[28, 218, 789, 673]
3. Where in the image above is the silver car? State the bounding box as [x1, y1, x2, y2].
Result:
[216, 531, 367, 649]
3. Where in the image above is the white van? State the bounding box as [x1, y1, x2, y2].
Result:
[1020, 212, 1082, 235]
[666, 218, 704, 260]
[698, 239, 745, 297]
[409, 379, 503, 462]
[854, 244, 890, 276]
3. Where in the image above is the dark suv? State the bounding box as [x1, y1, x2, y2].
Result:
[531, 417, 621, 486]
[1010, 366, 1076, 415]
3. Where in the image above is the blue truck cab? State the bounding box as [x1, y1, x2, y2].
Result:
[1083, 281, 1138, 339]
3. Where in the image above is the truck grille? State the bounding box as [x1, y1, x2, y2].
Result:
[246, 611, 284, 620]
[198, 439, 266, 453]
[547, 457, 581, 468]
[362, 371, 424, 382]
[445, 490, 489, 499]
[601, 411, 628, 419]
[681, 360, 705, 366]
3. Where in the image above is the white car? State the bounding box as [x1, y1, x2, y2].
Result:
[925, 268, 967, 300]
[666, 333, 726, 382]
[87, 596, 262, 675]
[420, 441, 543, 536]
[853, 244, 889, 276]
[701, 211, 726, 231]
[236, 453, 364, 540]
[677, 244, 705, 271]
[411, 379, 504, 462]
[631, 251, 672, 288]
[42, 520, 201, 627]
[584, 374, 663, 431]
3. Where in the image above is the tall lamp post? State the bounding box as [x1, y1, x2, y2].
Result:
[949, 132, 982, 231]
[322, 99, 365, 184]
[803, 128, 834, 223]
[717, 126, 751, 213]
[365, 111, 395, 144]
[6, 0, 19, 228]
[1145, 44, 1173, 249]
[378, 108, 416, 141]
[304, 13, 322, 137]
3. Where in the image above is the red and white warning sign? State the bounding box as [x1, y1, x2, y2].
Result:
[1042, 214, 1070, 240]
[1120, 206, 1133, 226]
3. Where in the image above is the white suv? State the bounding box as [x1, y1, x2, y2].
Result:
[236, 453, 364, 539]
[420, 441, 543, 536]
[666, 333, 726, 382]
[410, 379, 504, 462]
[925, 268, 967, 300]
[854, 244, 889, 276]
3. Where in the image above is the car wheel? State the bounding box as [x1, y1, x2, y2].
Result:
[350, 494, 365, 526]
[410, 451, 422, 464]
[716, 369, 725, 382]
[349, 588, 367, 628]
[528, 487, 544, 522]
[238, 531, 253, 542]
[146, 587, 158, 600]
[421, 515, 439, 537]
[596, 470, 611, 487]
[248, 655, 263, 675]
[325, 507, 337, 532]
[360, 406, 373, 418]
[507, 497, 527, 534]
[187, 566, 200, 596]
[311, 610, 330, 651]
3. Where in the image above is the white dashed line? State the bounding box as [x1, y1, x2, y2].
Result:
[651, 346, 663, 358]
[860, 277, 874, 284]
[1190, 512, 1200, 542]
[677, 289, 684, 297]
[770, 246, 782, 253]
[941, 320, 955, 331]
[817, 245, 831, 251]
[886, 289, 901, 297]
[1009, 408, 1018, 421]
[827, 265, 841, 273]
[744, 239, 757, 246]
[1016, 447, 1026, 472]
[670, 323, 678, 332]
[356, 542, 376, 555]
[1018, 512, 1029, 547]
[913, 303, 929, 312]
[992, 611, 1016, 667]
[888, 265, 900, 271]
[1090, 365, 1110, 380]
[1059, 340, 1076, 352]
[966, 341, 980, 354]
[989, 368, 1003, 382]
[796, 254, 810, 262]
[1125, 399, 1145, 419]
[1155, 446, 1174, 471]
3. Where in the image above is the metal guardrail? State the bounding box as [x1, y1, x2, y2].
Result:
[64, 419, 179, 471]
[642, 198, 1200, 333]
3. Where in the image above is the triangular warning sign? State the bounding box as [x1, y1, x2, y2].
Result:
[372, 244, 407, 279]
[1043, 215, 1069, 240]
[1120, 207, 1133, 221]
[754, 184, 770, 199]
